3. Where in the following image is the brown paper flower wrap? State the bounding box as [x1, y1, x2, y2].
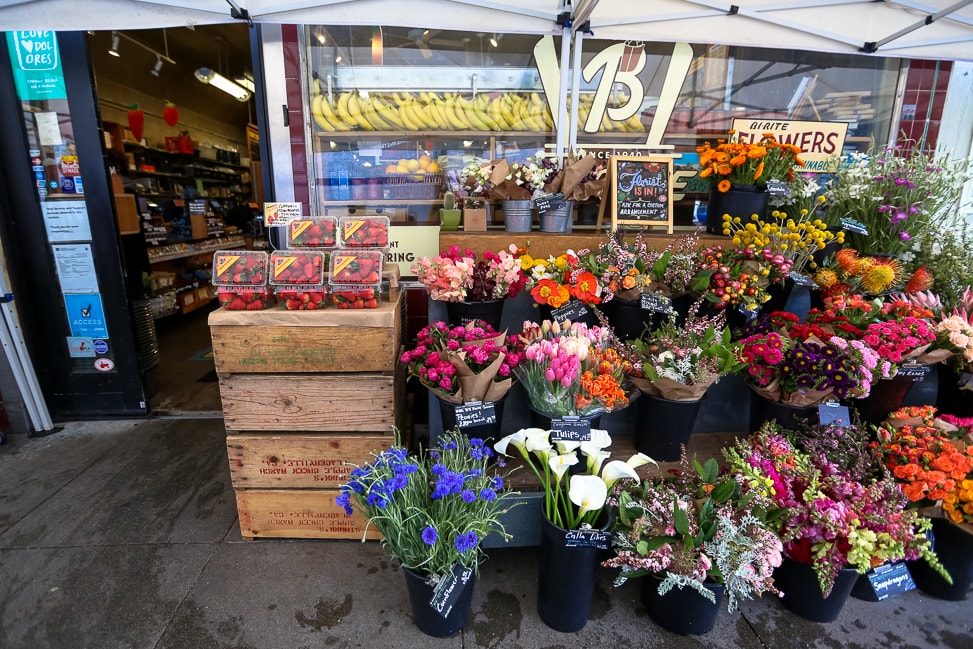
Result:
[560, 154, 602, 201]
[436, 330, 514, 405]
[632, 375, 715, 401]
[486, 159, 534, 201]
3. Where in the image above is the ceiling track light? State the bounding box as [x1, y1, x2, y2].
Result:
[109, 31, 120, 57]
[110, 30, 175, 67]
[150, 54, 164, 77]
[195, 67, 251, 102]
[490, 34, 501, 48]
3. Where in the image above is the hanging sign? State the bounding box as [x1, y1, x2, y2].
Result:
[597, 156, 673, 233]
[5, 31, 66, 101]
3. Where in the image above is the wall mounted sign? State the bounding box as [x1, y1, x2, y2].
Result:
[5, 31, 66, 101]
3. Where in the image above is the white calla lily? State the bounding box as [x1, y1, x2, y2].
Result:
[568, 474, 608, 517]
[549, 452, 579, 480]
[580, 428, 612, 457]
[602, 460, 641, 488]
[626, 452, 657, 470]
[493, 430, 527, 457]
[553, 439, 581, 455]
[586, 449, 611, 476]
[524, 427, 553, 461]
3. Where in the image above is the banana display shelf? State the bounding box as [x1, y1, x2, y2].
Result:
[309, 82, 648, 134]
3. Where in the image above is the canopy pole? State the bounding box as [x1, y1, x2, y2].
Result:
[556, 26, 572, 167]
[568, 31, 584, 154]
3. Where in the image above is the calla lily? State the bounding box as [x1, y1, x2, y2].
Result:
[580, 429, 612, 457]
[586, 449, 611, 476]
[626, 452, 657, 470]
[524, 427, 553, 461]
[493, 430, 527, 457]
[568, 474, 608, 517]
[549, 452, 579, 480]
[602, 460, 641, 488]
[553, 439, 581, 455]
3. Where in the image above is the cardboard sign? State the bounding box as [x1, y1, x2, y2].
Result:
[550, 417, 591, 442]
[264, 202, 302, 226]
[535, 192, 567, 213]
[429, 563, 475, 618]
[598, 156, 673, 233]
[550, 299, 590, 324]
[453, 401, 497, 428]
[564, 528, 611, 550]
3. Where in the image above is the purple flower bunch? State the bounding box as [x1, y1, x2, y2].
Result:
[337, 430, 516, 580]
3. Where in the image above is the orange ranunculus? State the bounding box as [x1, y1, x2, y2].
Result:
[570, 271, 602, 305]
[621, 275, 637, 290]
[902, 484, 924, 502]
[949, 509, 964, 523]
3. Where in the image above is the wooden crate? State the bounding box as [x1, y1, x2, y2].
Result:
[235, 488, 381, 540]
[218, 369, 404, 433]
[209, 293, 402, 373]
[227, 434, 392, 488]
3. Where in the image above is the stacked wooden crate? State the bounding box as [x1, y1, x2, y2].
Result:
[209, 274, 404, 540]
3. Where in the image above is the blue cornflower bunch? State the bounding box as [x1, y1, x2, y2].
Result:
[337, 429, 518, 580]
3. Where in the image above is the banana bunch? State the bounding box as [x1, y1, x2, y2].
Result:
[309, 82, 645, 134]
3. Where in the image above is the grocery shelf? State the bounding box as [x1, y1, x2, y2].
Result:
[147, 235, 245, 264]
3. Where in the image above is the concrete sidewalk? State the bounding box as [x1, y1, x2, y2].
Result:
[0, 418, 970, 649]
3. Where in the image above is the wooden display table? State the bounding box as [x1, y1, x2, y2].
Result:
[209, 293, 404, 541]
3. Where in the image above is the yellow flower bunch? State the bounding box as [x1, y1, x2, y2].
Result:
[721, 206, 843, 275]
[943, 479, 973, 525]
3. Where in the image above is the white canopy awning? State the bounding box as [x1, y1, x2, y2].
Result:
[1, 0, 971, 60]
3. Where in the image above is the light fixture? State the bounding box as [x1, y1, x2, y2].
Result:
[150, 55, 163, 77]
[234, 72, 255, 93]
[335, 55, 342, 63]
[195, 67, 251, 102]
[489, 34, 501, 48]
[314, 26, 326, 45]
[109, 31, 120, 57]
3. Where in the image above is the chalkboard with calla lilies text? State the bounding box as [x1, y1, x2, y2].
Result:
[604, 156, 673, 233]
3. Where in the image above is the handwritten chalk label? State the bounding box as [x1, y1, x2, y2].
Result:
[840, 218, 869, 236]
[535, 192, 566, 213]
[865, 562, 915, 600]
[550, 417, 591, 442]
[640, 292, 673, 314]
[738, 305, 759, 322]
[564, 528, 611, 550]
[766, 179, 790, 197]
[429, 563, 474, 618]
[551, 299, 589, 324]
[454, 401, 496, 428]
[818, 402, 850, 425]
[898, 362, 930, 382]
[788, 272, 818, 287]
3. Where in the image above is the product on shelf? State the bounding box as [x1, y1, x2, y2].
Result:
[287, 217, 337, 248]
[338, 216, 389, 248]
[329, 249, 384, 285]
[211, 250, 268, 285]
[330, 285, 380, 309]
[275, 286, 329, 310]
[269, 250, 326, 285]
[217, 286, 274, 310]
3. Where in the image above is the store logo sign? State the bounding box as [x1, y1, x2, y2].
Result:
[14, 31, 58, 71]
[5, 32, 66, 100]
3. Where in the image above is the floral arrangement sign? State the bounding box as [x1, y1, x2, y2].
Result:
[599, 156, 673, 234]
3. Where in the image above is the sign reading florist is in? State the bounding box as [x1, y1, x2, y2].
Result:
[598, 156, 673, 233]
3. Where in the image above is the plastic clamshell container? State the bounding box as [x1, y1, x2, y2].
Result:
[338, 215, 390, 248]
[275, 286, 329, 310]
[287, 217, 337, 248]
[212, 250, 268, 286]
[217, 286, 275, 310]
[329, 249, 384, 285]
[330, 284, 381, 309]
[269, 250, 326, 285]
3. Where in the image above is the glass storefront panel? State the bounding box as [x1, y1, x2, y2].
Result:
[303, 27, 902, 227]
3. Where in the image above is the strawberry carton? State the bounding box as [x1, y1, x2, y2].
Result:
[217, 286, 275, 310]
[329, 249, 384, 285]
[330, 285, 381, 309]
[287, 217, 337, 248]
[269, 250, 326, 285]
[212, 250, 268, 286]
[339, 216, 390, 248]
[275, 286, 329, 311]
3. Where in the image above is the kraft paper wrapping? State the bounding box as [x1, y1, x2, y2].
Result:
[485, 160, 534, 201]
[543, 170, 564, 194]
[560, 155, 598, 200]
[437, 350, 513, 405]
[748, 379, 783, 403]
[782, 387, 833, 407]
[636, 376, 713, 401]
[904, 344, 952, 366]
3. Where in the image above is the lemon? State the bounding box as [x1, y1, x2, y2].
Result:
[406, 159, 420, 172]
[426, 161, 440, 174]
[384, 164, 398, 174]
[395, 163, 409, 174]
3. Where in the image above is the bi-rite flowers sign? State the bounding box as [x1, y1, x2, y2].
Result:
[730, 119, 848, 173]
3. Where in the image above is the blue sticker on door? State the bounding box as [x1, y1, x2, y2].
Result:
[63, 293, 108, 338]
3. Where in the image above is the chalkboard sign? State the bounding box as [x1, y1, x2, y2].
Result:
[606, 156, 673, 233]
[429, 563, 475, 617]
[535, 192, 567, 214]
[564, 528, 611, 550]
[788, 272, 818, 287]
[898, 362, 931, 382]
[840, 218, 869, 235]
[766, 179, 790, 197]
[454, 401, 497, 428]
[640, 292, 673, 314]
[861, 562, 915, 601]
[550, 416, 592, 442]
[551, 299, 589, 323]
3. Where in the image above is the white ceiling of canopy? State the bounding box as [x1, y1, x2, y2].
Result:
[1, 0, 972, 61]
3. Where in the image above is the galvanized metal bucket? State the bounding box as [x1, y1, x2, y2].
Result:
[540, 200, 574, 233]
[503, 200, 534, 232]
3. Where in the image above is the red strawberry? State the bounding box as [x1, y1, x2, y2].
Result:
[162, 101, 180, 127]
[246, 299, 264, 310]
[127, 103, 144, 142]
[227, 298, 247, 310]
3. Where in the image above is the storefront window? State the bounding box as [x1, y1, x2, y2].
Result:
[303, 27, 902, 226]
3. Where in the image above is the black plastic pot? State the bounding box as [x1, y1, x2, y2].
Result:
[633, 392, 702, 461]
[774, 556, 858, 622]
[529, 406, 602, 431]
[707, 185, 768, 235]
[642, 575, 725, 635]
[443, 298, 505, 331]
[402, 566, 476, 637]
[749, 393, 818, 430]
[907, 517, 973, 601]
